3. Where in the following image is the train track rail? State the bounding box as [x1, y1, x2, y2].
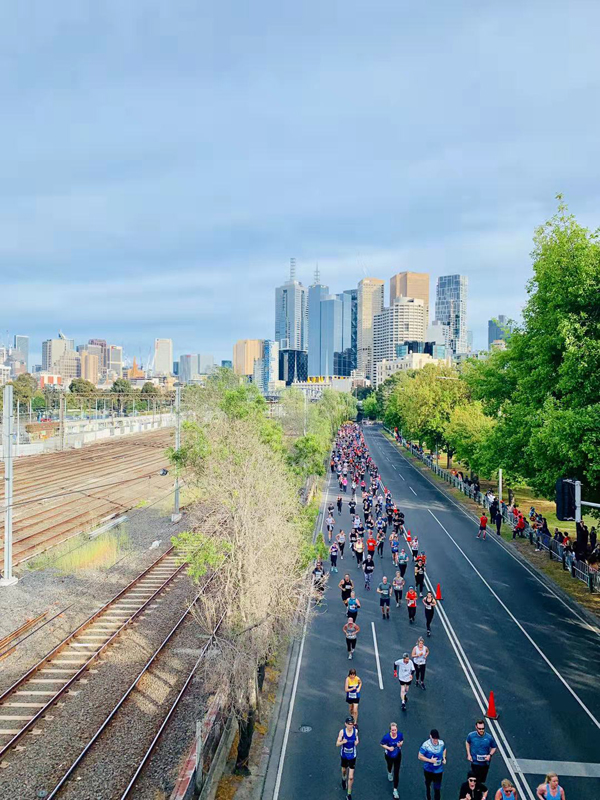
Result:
[0, 547, 185, 761]
[44, 576, 224, 799]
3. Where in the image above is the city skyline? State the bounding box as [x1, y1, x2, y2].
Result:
[3, 5, 598, 365]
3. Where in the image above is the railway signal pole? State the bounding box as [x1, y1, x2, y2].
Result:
[1, 384, 18, 587]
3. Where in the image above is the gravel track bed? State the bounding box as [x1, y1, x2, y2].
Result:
[0, 573, 201, 799]
[52, 616, 204, 800]
[0, 507, 189, 695]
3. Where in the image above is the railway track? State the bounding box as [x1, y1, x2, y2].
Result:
[0, 547, 185, 762]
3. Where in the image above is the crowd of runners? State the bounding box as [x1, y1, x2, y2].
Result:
[315, 422, 566, 800]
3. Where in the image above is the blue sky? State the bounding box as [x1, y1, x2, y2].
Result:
[2, 1, 599, 365]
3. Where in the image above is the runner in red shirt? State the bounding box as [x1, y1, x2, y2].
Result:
[406, 586, 418, 624]
[477, 513, 488, 540]
[366, 534, 377, 556]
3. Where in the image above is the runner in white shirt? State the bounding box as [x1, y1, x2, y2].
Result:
[411, 636, 430, 689]
[393, 652, 415, 711]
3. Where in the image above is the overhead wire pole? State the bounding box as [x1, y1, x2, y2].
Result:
[1, 384, 18, 587]
[172, 386, 182, 522]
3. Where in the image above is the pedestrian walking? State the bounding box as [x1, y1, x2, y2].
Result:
[494, 779, 517, 799]
[418, 729, 446, 800]
[393, 652, 415, 710]
[345, 668, 362, 723]
[423, 591, 437, 636]
[339, 574, 354, 606]
[466, 720, 497, 784]
[411, 636, 429, 689]
[336, 717, 359, 799]
[536, 773, 565, 799]
[477, 513, 488, 540]
[495, 510, 502, 536]
[377, 576, 392, 619]
[393, 571, 405, 606]
[460, 772, 489, 800]
[363, 554, 375, 590]
[380, 722, 403, 798]
[330, 541, 339, 573]
[406, 585, 418, 624]
[343, 619, 360, 659]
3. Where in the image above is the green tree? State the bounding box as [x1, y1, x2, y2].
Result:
[69, 378, 97, 395]
[443, 402, 496, 476]
[362, 394, 379, 420]
[10, 373, 38, 405]
[110, 378, 132, 394]
[141, 381, 160, 395]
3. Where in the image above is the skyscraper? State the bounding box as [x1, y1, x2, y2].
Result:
[357, 278, 385, 380]
[319, 295, 343, 376]
[275, 258, 307, 351]
[107, 345, 123, 378]
[198, 354, 214, 375]
[80, 351, 99, 383]
[373, 298, 426, 365]
[389, 272, 430, 329]
[278, 349, 308, 385]
[488, 315, 513, 349]
[221, 360, 233, 369]
[233, 339, 264, 376]
[178, 355, 196, 383]
[307, 267, 329, 377]
[154, 339, 173, 375]
[434, 275, 468, 356]
[253, 340, 279, 394]
[13, 335, 29, 372]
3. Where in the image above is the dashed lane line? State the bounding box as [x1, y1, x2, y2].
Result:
[409, 486, 417, 496]
[371, 621, 384, 690]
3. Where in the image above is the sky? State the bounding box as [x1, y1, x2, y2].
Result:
[2, 1, 600, 365]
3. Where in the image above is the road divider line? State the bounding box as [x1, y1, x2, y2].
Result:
[371, 622, 384, 690]
[428, 509, 600, 731]
[409, 486, 417, 496]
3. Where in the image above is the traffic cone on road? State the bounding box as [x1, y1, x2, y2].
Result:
[435, 583, 443, 601]
[406, 530, 412, 543]
[485, 691, 498, 720]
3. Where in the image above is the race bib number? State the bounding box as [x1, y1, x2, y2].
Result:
[477, 754, 487, 761]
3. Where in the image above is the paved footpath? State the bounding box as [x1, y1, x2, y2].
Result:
[264, 426, 600, 800]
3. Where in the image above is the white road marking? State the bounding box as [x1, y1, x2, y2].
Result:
[515, 759, 600, 778]
[381, 432, 600, 638]
[371, 621, 384, 690]
[409, 486, 417, 496]
[428, 509, 600, 731]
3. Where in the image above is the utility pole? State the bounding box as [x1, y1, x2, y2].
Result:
[59, 395, 66, 450]
[1, 384, 18, 586]
[172, 386, 182, 522]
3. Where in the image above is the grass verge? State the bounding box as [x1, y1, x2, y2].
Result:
[25, 525, 130, 574]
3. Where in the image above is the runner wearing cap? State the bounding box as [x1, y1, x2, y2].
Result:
[418, 728, 446, 800]
[336, 716, 359, 799]
[393, 652, 415, 711]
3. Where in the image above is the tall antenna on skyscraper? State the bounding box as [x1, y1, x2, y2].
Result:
[290, 257, 296, 281]
[314, 264, 320, 284]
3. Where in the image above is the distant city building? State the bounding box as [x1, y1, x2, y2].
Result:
[341, 288, 358, 374]
[490, 338, 508, 351]
[466, 330, 474, 352]
[0, 365, 10, 386]
[88, 339, 108, 375]
[221, 360, 233, 369]
[374, 351, 451, 388]
[279, 348, 308, 386]
[173, 361, 179, 376]
[253, 340, 279, 395]
[488, 315, 513, 349]
[125, 357, 145, 380]
[389, 272, 430, 329]
[42, 335, 69, 372]
[275, 258, 307, 351]
[373, 298, 426, 367]
[233, 339, 264, 376]
[198, 353, 215, 375]
[357, 278, 385, 381]
[178, 355, 196, 383]
[54, 349, 81, 381]
[319, 294, 343, 376]
[307, 268, 329, 377]
[13, 335, 29, 372]
[426, 320, 450, 350]
[38, 373, 63, 388]
[154, 339, 173, 376]
[434, 275, 468, 356]
[107, 345, 123, 379]
[80, 351, 99, 383]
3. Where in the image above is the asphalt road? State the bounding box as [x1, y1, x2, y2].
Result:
[268, 426, 600, 800]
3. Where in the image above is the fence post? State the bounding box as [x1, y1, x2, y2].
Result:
[588, 573, 594, 593]
[562, 550, 566, 571]
[195, 718, 204, 792]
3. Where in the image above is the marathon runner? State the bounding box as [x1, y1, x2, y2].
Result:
[344, 668, 362, 723]
[337, 530, 346, 559]
[406, 585, 418, 624]
[380, 722, 403, 799]
[392, 570, 405, 607]
[477, 512, 488, 540]
[466, 720, 497, 783]
[363, 554, 375, 590]
[343, 619, 360, 659]
[423, 591, 437, 636]
[377, 575, 392, 619]
[411, 636, 429, 689]
[339, 574, 354, 606]
[415, 558, 426, 597]
[393, 652, 415, 711]
[418, 729, 446, 800]
[336, 717, 359, 799]
[346, 591, 361, 622]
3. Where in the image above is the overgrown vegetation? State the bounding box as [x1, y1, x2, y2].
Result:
[171, 374, 355, 772]
[365, 198, 600, 510]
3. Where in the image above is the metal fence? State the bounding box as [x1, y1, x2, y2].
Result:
[383, 428, 600, 594]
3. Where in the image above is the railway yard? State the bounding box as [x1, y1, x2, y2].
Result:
[0, 429, 218, 799]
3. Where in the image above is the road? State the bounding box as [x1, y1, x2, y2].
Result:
[265, 426, 600, 800]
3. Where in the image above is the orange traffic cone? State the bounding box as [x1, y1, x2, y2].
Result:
[435, 583, 443, 601]
[485, 691, 498, 720]
[406, 530, 412, 543]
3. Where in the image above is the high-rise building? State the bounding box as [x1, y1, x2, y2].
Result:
[389, 272, 430, 329]
[488, 315, 513, 349]
[88, 339, 108, 374]
[154, 339, 173, 376]
[319, 295, 343, 376]
[307, 268, 329, 377]
[275, 258, 307, 351]
[233, 339, 264, 376]
[178, 355, 195, 383]
[373, 298, 426, 366]
[55, 350, 81, 381]
[435, 275, 468, 356]
[221, 360, 233, 369]
[107, 345, 123, 378]
[42, 337, 68, 372]
[13, 335, 29, 372]
[253, 340, 280, 395]
[173, 361, 179, 376]
[198, 353, 214, 375]
[342, 289, 358, 373]
[357, 278, 385, 380]
[80, 351, 99, 383]
[279, 349, 308, 386]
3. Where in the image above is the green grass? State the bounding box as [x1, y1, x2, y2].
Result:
[26, 527, 131, 574]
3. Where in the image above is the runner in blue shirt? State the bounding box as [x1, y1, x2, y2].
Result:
[380, 722, 404, 798]
[336, 717, 359, 799]
[418, 729, 446, 800]
[466, 720, 497, 783]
